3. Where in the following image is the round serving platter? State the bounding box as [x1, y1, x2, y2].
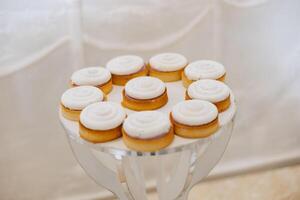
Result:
[59, 81, 236, 157]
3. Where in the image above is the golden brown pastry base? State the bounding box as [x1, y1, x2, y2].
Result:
[79, 122, 122, 143]
[71, 78, 113, 95]
[111, 67, 148, 86]
[99, 78, 113, 94]
[170, 114, 219, 138]
[181, 72, 226, 88]
[122, 127, 174, 152]
[148, 66, 184, 82]
[218, 74, 226, 82]
[121, 89, 168, 111]
[60, 104, 81, 121]
[185, 92, 231, 113]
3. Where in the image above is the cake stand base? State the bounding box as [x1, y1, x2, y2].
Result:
[63, 119, 234, 200]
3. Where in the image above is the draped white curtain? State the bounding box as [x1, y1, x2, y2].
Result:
[1, 0, 300, 199]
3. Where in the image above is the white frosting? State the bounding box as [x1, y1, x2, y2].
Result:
[106, 55, 144, 75]
[171, 100, 218, 126]
[61, 86, 104, 110]
[71, 67, 111, 86]
[125, 76, 166, 99]
[123, 111, 171, 139]
[187, 79, 230, 103]
[80, 102, 126, 130]
[184, 60, 225, 80]
[149, 53, 187, 72]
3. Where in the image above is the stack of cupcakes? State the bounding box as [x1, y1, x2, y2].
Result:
[60, 53, 232, 152]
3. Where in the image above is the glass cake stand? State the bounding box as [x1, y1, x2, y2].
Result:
[59, 81, 236, 200]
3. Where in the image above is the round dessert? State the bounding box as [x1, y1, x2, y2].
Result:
[79, 102, 126, 143]
[186, 79, 231, 112]
[148, 53, 188, 82]
[170, 100, 219, 138]
[71, 67, 112, 94]
[106, 55, 148, 86]
[122, 76, 168, 111]
[61, 86, 104, 121]
[182, 60, 226, 88]
[122, 111, 174, 152]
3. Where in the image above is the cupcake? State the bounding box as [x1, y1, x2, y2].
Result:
[71, 67, 112, 94]
[182, 60, 226, 88]
[186, 79, 231, 112]
[79, 102, 126, 143]
[122, 111, 174, 152]
[170, 100, 219, 138]
[60, 86, 104, 121]
[122, 76, 168, 111]
[106, 55, 148, 86]
[148, 53, 188, 82]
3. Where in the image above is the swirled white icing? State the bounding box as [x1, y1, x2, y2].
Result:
[106, 55, 144, 75]
[149, 53, 187, 72]
[184, 60, 225, 80]
[125, 76, 166, 99]
[171, 100, 218, 126]
[71, 67, 111, 86]
[80, 102, 126, 130]
[187, 79, 230, 103]
[61, 86, 104, 110]
[123, 111, 171, 139]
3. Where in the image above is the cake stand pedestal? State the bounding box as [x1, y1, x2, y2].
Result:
[60, 109, 235, 200]
[59, 83, 236, 200]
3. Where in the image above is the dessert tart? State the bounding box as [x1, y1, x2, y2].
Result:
[122, 76, 168, 111]
[122, 111, 174, 152]
[186, 79, 231, 112]
[170, 100, 219, 138]
[79, 102, 126, 143]
[182, 60, 226, 88]
[71, 67, 112, 94]
[61, 86, 104, 121]
[106, 55, 148, 86]
[148, 53, 188, 82]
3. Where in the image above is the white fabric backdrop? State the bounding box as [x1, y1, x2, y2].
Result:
[0, 0, 300, 199]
